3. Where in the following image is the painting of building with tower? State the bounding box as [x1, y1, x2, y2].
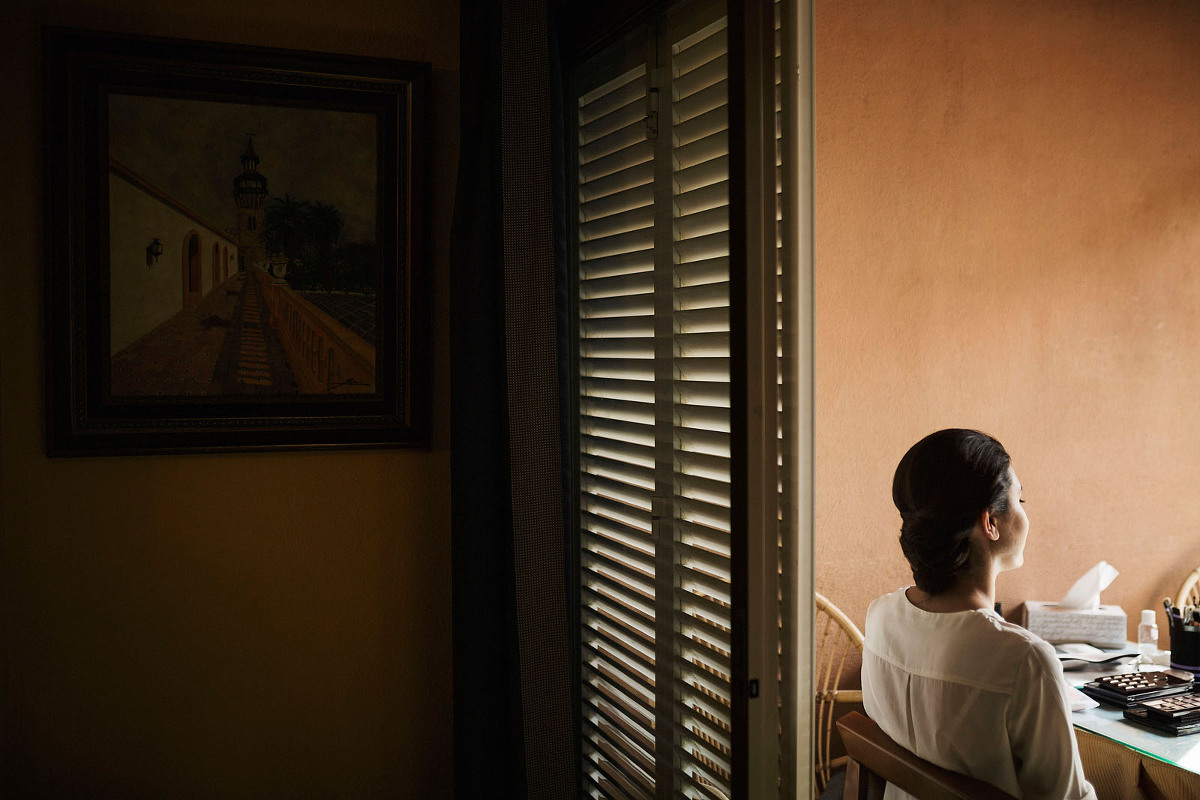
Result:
[105, 93, 381, 398]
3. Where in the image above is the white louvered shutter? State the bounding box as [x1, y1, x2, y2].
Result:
[575, 4, 732, 800]
[578, 53, 660, 800]
[669, 15, 732, 800]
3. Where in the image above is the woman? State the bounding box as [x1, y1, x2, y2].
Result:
[861, 429, 1096, 800]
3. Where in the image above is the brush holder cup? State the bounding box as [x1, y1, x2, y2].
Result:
[1168, 617, 1200, 675]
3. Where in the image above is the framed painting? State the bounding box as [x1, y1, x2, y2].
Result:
[43, 28, 430, 454]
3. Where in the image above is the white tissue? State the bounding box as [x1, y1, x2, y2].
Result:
[1059, 560, 1119, 610]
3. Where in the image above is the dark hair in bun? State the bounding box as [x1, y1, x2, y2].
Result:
[892, 429, 1013, 595]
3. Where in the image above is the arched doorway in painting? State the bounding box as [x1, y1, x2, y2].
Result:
[212, 242, 220, 291]
[183, 232, 202, 307]
[222, 246, 229, 283]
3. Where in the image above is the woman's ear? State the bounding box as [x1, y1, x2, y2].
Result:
[980, 507, 1000, 541]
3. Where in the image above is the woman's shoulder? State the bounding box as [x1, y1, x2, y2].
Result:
[863, 595, 1060, 693]
[970, 610, 1061, 671]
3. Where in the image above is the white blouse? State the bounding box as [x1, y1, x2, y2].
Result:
[861, 588, 1097, 800]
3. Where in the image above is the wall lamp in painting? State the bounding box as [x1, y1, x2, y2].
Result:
[146, 237, 163, 268]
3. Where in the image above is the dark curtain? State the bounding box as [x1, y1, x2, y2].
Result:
[450, 1, 576, 798]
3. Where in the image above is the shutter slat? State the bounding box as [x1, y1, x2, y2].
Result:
[584, 641, 656, 697]
[583, 544, 656, 599]
[583, 526, 654, 567]
[673, 79, 727, 127]
[585, 596, 655, 647]
[673, 154, 728, 197]
[581, 137, 654, 185]
[582, 358, 656, 383]
[674, 52, 727, 102]
[672, 21, 727, 77]
[675, 449, 730, 482]
[674, 104, 727, 148]
[673, 308, 728, 335]
[674, 425, 730, 456]
[579, 250, 655, 281]
[673, 179, 727, 218]
[583, 469, 654, 508]
[584, 667, 656, 725]
[581, 227, 655, 262]
[675, 361, 729, 387]
[583, 491, 652, 527]
[583, 521, 655, 566]
[580, 338, 656, 361]
[674, 230, 728, 264]
[583, 662, 657, 719]
[674, 205, 727, 242]
[585, 617, 656, 670]
[587, 745, 653, 800]
[677, 522, 730, 557]
[674, 331, 729, 355]
[580, 162, 655, 206]
[675, 257, 730, 287]
[676, 464, 730, 499]
[675, 648, 732, 693]
[671, 573, 730, 621]
[581, 377, 656, 406]
[674, 739, 731, 789]
[581, 394, 655, 421]
[581, 462, 654, 497]
[678, 683, 732, 731]
[588, 775, 632, 800]
[673, 130, 728, 172]
[581, 182, 655, 224]
[677, 566, 730, 609]
[584, 717, 656, 786]
[674, 281, 727, 311]
[580, 317, 656, 341]
[675, 502, 731, 539]
[674, 405, 729, 434]
[585, 714, 655, 777]
[674, 651, 731, 694]
[581, 206, 656, 247]
[674, 380, 729, 407]
[580, 64, 647, 126]
[580, 221, 653, 257]
[676, 609, 732, 659]
[585, 577, 654, 623]
[580, 108, 649, 165]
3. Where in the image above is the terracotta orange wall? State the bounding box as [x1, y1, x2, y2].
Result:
[0, 0, 456, 795]
[815, 0, 1200, 639]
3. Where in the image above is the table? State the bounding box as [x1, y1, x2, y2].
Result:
[1070, 663, 1200, 799]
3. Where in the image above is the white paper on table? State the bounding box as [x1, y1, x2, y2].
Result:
[1067, 685, 1100, 712]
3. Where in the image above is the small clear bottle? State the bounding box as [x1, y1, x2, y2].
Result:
[1138, 609, 1159, 667]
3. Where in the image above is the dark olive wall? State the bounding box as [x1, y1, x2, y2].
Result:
[0, 0, 457, 795]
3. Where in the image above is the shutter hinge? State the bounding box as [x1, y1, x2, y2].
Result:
[646, 67, 667, 141]
[747, 678, 760, 699]
[646, 87, 660, 140]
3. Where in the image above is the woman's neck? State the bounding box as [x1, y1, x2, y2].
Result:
[907, 572, 997, 614]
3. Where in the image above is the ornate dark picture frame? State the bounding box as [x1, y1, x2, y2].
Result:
[44, 28, 430, 455]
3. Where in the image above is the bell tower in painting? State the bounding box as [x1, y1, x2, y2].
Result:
[233, 134, 268, 271]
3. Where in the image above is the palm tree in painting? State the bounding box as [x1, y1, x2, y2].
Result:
[333, 240, 378, 294]
[306, 202, 345, 292]
[262, 194, 310, 276]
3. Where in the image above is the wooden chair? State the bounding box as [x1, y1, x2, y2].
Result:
[836, 711, 1019, 800]
[815, 592, 865, 797]
[1176, 566, 1200, 611]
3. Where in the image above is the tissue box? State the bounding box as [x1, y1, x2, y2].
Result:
[1022, 601, 1127, 648]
